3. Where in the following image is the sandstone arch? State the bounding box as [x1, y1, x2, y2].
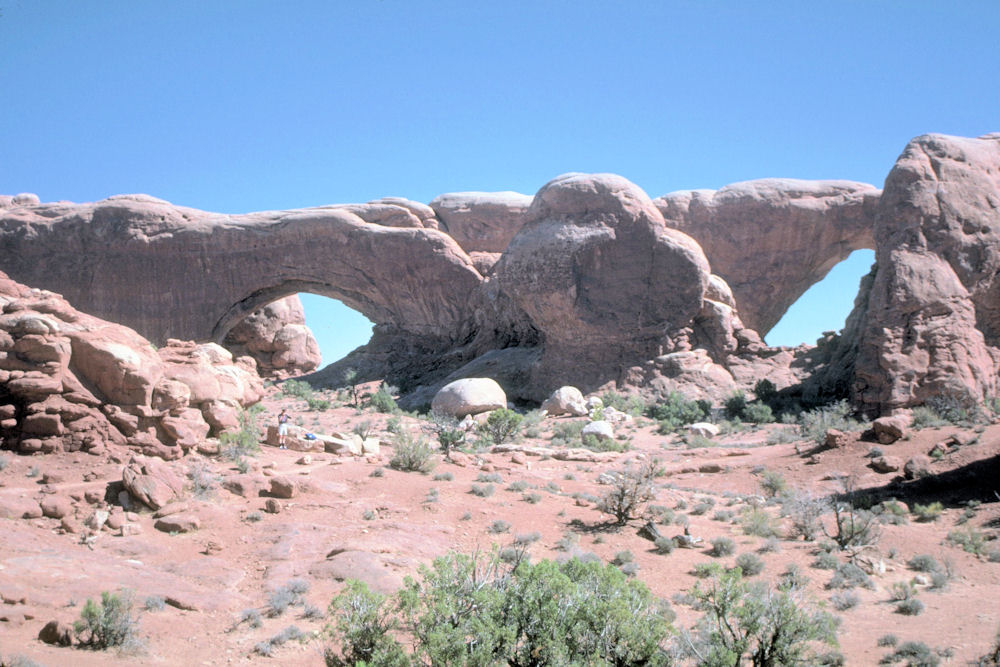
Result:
[654, 179, 880, 335]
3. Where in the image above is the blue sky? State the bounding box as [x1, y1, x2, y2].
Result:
[1, 2, 997, 365]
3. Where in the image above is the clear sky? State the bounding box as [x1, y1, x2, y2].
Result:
[1, 2, 997, 365]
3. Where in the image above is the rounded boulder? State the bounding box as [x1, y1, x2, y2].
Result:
[431, 378, 507, 418]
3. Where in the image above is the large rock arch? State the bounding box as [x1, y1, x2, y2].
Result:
[0, 196, 483, 350]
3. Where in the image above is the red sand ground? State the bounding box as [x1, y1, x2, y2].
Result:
[2, 387, 999, 665]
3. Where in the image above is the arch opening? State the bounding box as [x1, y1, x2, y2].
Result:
[764, 249, 875, 347]
[298, 293, 375, 368]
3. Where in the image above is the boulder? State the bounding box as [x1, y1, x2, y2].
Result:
[540, 386, 588, 417]
[581, 420, 614, 443]
[121, 455, 186, 510]
[873, 415, 908, 444]
[154, 514, 201, 533]
[269, 475, 297, 499]
[688, 422, 720, 438]
[431, 378, 507, 418]
[904, 455, 932, 480]
[38, 619, 74, 646]
[40, 496, 72, 519]
[871, 455, 902, 474]
[824, 429, 852, 449]
[222, 295, 321, 379]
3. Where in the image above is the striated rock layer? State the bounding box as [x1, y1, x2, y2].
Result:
[3, 131, 999, 415]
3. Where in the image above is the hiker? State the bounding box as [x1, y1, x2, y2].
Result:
[277, 409, 289, 449]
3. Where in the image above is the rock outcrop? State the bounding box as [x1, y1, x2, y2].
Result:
[823, 133, 1000, 414]
[0, 271, 262, 459]
[4, 131, 999, 416]
[222, 295, 320, 379]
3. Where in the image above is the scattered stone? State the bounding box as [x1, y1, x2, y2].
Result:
[874, 415, 908, 444]
[264, 498, 282, 514]
[296, 455, 312, 465]
[152, 501, 190, 518]
[86, 509, 110, 530]
[698, 463, 723, 474]
[510, 451, 528, 465]
[120, 523, 142, 537]
[40, 472, 65, 484]
[40, 496, 72, 519]
[122, 455, 186, 510]
[824, 429, 851, 449]
[83, 490, 103, 504]
[581, 420, 614, 443]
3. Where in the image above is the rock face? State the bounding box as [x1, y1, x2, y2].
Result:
[222, 295, 320, 379]
[654, 179, 879, 335]
[822, 133, 1000, 414]
[0, 271, 262, 459]
[3, 132, 999, 416]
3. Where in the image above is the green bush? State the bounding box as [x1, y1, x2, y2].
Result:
[735, 552, 765, 576]
[281, 379, 314, 399]
[73, 589, 139, 650]
[368, 383, 399, 414]
[476, 409, 523, 446]
[742, 401, 775, 424]
[946, 527, 987, 555]
[388, 431, 436, 473]
[550, 421, 586, 447]
[798, 400, 863, 445]
[596, 459, 660, 525]
[724, 390, 748, 420]
[645, 392, 710, 430]
[710, 537, 736, 557]
[394, 552, 673, 666]
[324, 580, 409, 667]
[601, 391, 647, 416]
[219, 404, 265, 460]
[757, 469, 788, 498]
[912, 502, 943, 522]
[685, 568, 838, 666]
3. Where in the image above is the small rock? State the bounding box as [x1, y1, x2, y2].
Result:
[479, 463, 494, 473]
[87, 509, 110, 530]
[688, 422, 720, 438]
[41, 472, 65, 484]
[40, 496, 72, 519]
[511, 451, 528, 465]
[904, 455, 932, 480]
[448, 451, 471, 466]
[153, 501, 189, 518]
[929, 442, 948, 458]
[83, 490, 103, 504]
[264, 498, 282, 514]
[874, 415, 908, 444]
[60, 517, 82, 534]
[269, 475, 297, 499]
[120, 523, 142, 537]
[871, 455, 902, 473]
[824, 429, 851, 449]
[154, 514, 201, 533]
[581, 420, 614, 442]
[38, 619, 74, 646]
[698, 463, 723, 474]
[296, 455, 312, 465]
[202, 541, 223, 555]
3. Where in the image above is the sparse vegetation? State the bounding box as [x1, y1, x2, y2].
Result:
[947, 527, 988, 555]
[427, 410, 466, 458]
[596, 458, 660, 526]
[388, 430, 436, 473]
[735, 552, 765, 576]
[220, 403, 265, 461]
[710, 537, 736, 557]
[476, 408, 523, 445]
[799, 399, 863, 444]
[368, 382, 399, 414]
[912, 502, 943, 523]
[645, 391, 710, 431]
[74, 589, 139, 650]
[470, 483, 495, 498]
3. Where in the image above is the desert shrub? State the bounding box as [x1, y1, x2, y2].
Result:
[741, 506, 779, 538]
[896, 598, 925, 616]
[798, 400, 862, 444]
[724, 390, 748, 420]
[826, 492, 881, 549]
[219, 403, 265, 460]
[476, 472, 503, 483]
[779, 564, 810, 591]
[946, 527, 987, 555]
[426, 410, 465, 457]
[369, 467, 385, 478]
[654, 536, 675, 555]
[977, 625, 1000, 666]
[758, 537, 781, 554]
[281, 379, 314, 400]
[306, 396, 331, 411]
[470, 483, 495, 498]
[489, 520, 511, 534]
[876, 499, 910, 525]
[186, 463, 219, 498]
[757, 469, 787, 498]
[523, 492, 542, 504]
[828, 562, 874, 590]
[710, 537, 736, 557]
[476, 408, 523, 446]
[813, 551, 839, 570]
[596, 458, 660, 525]
[694, 562, 725, 578]
[923, 393, 983, 425]
[432, 472, 453, 482]
[324, 580, 409, 667]
[743, 401, 775, 424]
[831, 590, 859, 611]
[581, 432, 627, 452]
[0, 455, 10, 471]
[388, 431, 436, 473]
[241, 608, 262, 628]
[515, 532, 541, 545]
[601, 391, 647, 416]
[735, 552, 765, 576]
[907, 555, 941, 573]
[424, 487, 439, 504]
[878, 634, 899, 647]
[143, 595, 165, 612]
[341, 368, 362, 407]
[550, 421, 586, 447]
[684, 568, 838, 666]
[645, 392, 710, 430]
[685, 434, 718, 448]
[648, 505, 676, 525]
[912, 502, 943, 522]
[388, 551, 673, 666]
[782, 490, 827, 541]
[881, 641, 942, 666]
[506, 480, 530, 492]
[368, 383, 399, 414]
[690, 499, 715, 515]
[74, 589, 139, 650]
[754, 378, 778, 404]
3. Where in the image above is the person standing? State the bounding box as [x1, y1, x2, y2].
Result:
[277, 409, 289, 449]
